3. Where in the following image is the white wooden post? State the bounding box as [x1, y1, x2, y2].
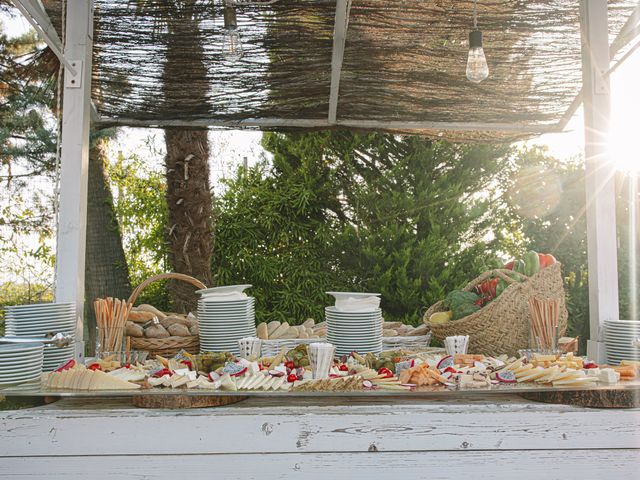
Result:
[54, 0, 94, 360]
[580, 0, 619, 362]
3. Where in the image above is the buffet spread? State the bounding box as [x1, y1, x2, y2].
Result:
[2, 252, 639, 400]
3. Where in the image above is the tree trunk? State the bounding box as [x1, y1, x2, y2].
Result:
[162, 13, 213, 312]
[84, 134, 131, 352]
[164, 129, 213, 312]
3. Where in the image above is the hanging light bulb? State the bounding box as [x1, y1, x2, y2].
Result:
[466, 0, 489, 83]
[223, 4, 243, 62]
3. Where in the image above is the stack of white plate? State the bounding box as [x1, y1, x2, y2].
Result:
[326, 306, 383, 356]
[604, 320, 640, 365]
[196, 285, 256, 355]
[0, 343, 44, 385]
[4, 302, 76, 372]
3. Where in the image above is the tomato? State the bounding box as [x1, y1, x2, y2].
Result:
[284, 361, 296, 370]
[338, 364, 349, 372]
[377, 367, 394, 378]
[287, 374, 298, 383]
[87, 363, 101, 371]
[152, 368, 172, 378]
[180, 360, 193, 370]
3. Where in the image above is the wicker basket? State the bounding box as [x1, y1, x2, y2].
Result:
[126, 273, 205, 358]
[422, 262, 568, 357]
[382, 333, 432, 351]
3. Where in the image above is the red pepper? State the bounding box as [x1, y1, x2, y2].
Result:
[284, 361, 296, 370]
[54, 359, 76, 372]
[377, 367, 394, 378]
[583, 362, 599, 369]
[476, 278, 499, 300]
[152, 368, 172, 378]
[87, 363, 101, 371]
[123, 363, 131, 369]
[538, 253, 557, 269]
[180, 360, 193, 370]
[444, 366, 459, 374]
[504, 260, 515, 270]
[287, 374, 298, 383]
[338, 364, 349, 372]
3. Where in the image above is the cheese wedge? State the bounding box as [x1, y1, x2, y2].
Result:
[535, 366, 561, 383]
[552, 376, 597, 386]
[517, 367, 547, 382]
[513, 364, 533, 375]
[271, 377, 285, 390]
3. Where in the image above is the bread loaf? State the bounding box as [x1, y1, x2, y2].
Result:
[127, 311, 156, 323]
[189, 324, 199, 336]
[270, 322, 289, 339]
[267, 321, 281, 335]
[256, 322, 268, 339]
[136, 304, 166, 319]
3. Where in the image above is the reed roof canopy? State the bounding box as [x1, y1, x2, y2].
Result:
[41, 0, 640, 141]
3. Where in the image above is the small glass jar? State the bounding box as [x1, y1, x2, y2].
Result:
[95, 326, 126, 357]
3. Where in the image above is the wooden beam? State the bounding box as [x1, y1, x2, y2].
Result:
[11, 0, 77, 74]
[54, 0, 94, 360]
[558, 0, 640, 130]
[96, 116, 561, 134]
[328, 0, 351, 124]
[580, 0, 619, 363]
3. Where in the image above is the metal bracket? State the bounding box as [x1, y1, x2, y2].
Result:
[65, 60, 83, 89]
[594, 67, 609, 95]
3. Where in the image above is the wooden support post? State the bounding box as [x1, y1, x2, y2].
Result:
[580, 0, 619, 362]
[54, 0, 94, 360]
[328, 0, 351, 124]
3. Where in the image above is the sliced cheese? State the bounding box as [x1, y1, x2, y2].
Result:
[517, 367, 546, 383]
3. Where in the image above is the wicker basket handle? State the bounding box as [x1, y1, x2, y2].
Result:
[127, 273, 207, 306]
[461, 268, 528, 292]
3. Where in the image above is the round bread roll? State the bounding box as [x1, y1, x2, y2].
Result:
[125, 321, 144, 338]
[189, 324, 199, 336]
[267, 321, 281, 335]
[167, 323, 191, 337]
[136, 304, 166, 319]
[144, 324, 170, 339]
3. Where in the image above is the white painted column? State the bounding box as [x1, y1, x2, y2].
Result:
[580, 0, 619, 362]
[54, 0, 94, 360]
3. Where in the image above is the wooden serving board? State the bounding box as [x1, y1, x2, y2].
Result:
[132, 394, 247, 409]
[520, 388, 640, 408]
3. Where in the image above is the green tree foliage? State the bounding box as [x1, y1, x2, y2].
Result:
[106, 149, 170, 309]
[214, 131, 513, 325]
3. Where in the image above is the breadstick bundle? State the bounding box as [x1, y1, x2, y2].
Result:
[528, 297, 560, 351]
[94, 297, 133, 356]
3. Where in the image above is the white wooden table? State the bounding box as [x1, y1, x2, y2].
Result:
[1, 394, 639, 479]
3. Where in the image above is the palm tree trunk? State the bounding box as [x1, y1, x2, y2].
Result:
[163, 14, 213, 312]
[164, 129, 213, 311]
[84, 134, 131, 351]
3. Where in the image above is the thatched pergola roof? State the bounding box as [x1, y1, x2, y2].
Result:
[39, 0, 640, 141]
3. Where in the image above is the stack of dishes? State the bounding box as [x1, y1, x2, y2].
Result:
[4, 302, 76, 372]
[196, 285, 256, 355]
[604, 320, 640, 365]
[0, 343, 44, 385]
[325, 292, 383, 356]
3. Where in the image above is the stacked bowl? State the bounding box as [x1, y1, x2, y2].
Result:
[604, 319, 640, 365]
[4, 302, 76, 372]
[325, 292, 383, 356]
[196, 285, 256, 356]
[0, 343, 44, 385]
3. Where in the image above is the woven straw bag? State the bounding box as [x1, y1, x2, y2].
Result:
[127, 273, 205, 358]
[422, 262, 568, 357]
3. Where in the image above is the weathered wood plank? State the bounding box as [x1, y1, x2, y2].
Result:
[1, 450, 638, 480]
[1, 396, 638, 456]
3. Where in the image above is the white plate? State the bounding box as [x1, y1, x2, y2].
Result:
[325, 309, 382, 316]
[326, 292, 381, 299]
[0, 343, 44, 353]
[0, 355, 43, 364]
[198, 314, 255, 321]
[5, 302, 74, 311]
[198, 298, 255, 306]
[0, 369, 44, 380]
[196, 284, 252, 295]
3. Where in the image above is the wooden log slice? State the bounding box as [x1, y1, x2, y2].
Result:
[132, 394, 247, 409]
[521, 389, 640, 408]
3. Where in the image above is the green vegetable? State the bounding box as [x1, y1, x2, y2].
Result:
[513, 259, 526, 275]
[495, 272, 524, 298]
[523, 250, 540, 277]
[443, 290, 481, 320]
